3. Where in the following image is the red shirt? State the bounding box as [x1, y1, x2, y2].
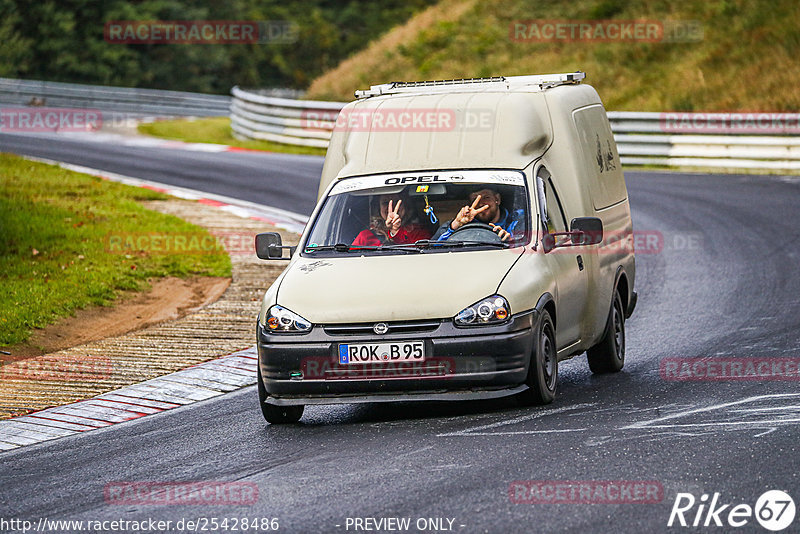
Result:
[352, 224, 431, 247]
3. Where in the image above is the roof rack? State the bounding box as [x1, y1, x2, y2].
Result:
[354, 72, 585, 99]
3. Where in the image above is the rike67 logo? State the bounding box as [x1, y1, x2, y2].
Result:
[668, 490, 796, 531]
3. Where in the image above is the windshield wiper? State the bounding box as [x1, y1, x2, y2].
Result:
[404, 239, 510, 249]
[304, 243, 420, 253]
[373, 244, 421, 253]
[304, 243, 357, 252]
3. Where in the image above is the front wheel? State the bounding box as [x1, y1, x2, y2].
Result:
[258, 366, 304, 424]
[587, 291, 625, 374]
[517, 310, 558, 405]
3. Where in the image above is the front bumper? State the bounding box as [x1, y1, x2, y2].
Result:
[257, 310, 537, 406]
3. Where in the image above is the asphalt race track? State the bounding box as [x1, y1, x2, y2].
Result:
[0, 132, 323, 215]
[1, 132, 799, 533]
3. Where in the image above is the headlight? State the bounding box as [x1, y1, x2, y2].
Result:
[262, 305, 312, 333]
[455, 295, 510, 326]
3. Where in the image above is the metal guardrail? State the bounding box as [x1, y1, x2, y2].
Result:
[230, 86, 342, 147]
[0, 77, 231, 117]
[231, 86, 800, 171]
[608, 112, 800, 171]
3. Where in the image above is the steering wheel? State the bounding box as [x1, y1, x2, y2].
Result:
[448, 222, 503, 243]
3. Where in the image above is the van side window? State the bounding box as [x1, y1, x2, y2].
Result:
[536, 167, 568, 234]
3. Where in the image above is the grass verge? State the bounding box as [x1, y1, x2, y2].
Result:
[0, 154, 232, 346]
[137, 117, 328, 157]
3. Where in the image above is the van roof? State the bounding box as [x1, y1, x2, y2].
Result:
[318, 73, 600, 197]
[354, 72, 585, 99]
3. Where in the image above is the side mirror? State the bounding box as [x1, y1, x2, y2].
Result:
[255, 232, 295, 260]
[540, 218, 603, 252]
[570, 217, 603, 245]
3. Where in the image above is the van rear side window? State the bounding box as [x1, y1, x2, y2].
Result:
[573, 105, 626, 210]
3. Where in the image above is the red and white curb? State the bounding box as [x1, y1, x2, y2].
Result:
[22, 156, 309, 235]
[0, 347, 259, 451]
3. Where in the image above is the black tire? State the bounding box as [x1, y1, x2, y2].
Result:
[587, 291, 625, 374]
[258, 366, 304, 424]
[517, 310, 558, 405]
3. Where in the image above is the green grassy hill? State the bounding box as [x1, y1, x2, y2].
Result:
[306, 0, 800, 111]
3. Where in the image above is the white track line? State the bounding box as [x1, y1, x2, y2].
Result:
[437, 403, 596, 437]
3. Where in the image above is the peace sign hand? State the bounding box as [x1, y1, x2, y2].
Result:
[385, 199, 403, 237]
[450, 195, 489, 231]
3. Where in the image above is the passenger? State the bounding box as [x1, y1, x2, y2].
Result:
[352, 194, 431, 246]
[433, 188, 523, 242]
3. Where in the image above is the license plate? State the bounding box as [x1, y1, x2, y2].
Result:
[338, 341, 425, 364]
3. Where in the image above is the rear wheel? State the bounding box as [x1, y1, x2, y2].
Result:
[517, 310, 558, 405]
[258, 366, 304, 424]
[587, 291, 625, 374]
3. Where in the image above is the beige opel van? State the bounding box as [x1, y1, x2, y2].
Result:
[255, 72, 637, 423]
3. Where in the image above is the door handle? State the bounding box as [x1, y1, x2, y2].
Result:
[576, 255, 584, 271]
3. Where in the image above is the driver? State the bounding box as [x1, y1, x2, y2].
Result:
[432, 188, 522, 242]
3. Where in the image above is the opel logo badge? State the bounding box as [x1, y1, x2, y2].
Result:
[374, 322, 389, 335]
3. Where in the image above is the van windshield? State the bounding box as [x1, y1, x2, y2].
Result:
[303, 170, 530, 256]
